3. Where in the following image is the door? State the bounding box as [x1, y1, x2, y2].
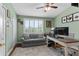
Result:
[4, 6, 13, 56]
[0, 4, 5, 56]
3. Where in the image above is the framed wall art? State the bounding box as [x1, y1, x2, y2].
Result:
[66, 14, 73, 22]
[7, 9, 10, 18]
[62, 16, 67, 23]
[46, 21, 51, 28]
[61, 12, 79, 23]
[73, 12, 79, 21]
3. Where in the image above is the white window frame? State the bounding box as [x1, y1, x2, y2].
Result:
[23, 18, 44, 34]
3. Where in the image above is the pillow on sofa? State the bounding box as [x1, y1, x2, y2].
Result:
[39, 34, 43, 38]
[23, 34, 29, 39]
[29, 34, 39, 39]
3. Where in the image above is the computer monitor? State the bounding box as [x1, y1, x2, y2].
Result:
[53, 27, 69, 38]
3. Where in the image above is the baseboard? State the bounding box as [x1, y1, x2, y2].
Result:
[7, 43, 22, 56]
[6, 44, 16, 56]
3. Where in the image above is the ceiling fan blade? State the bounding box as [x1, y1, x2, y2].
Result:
[36, 6, 44, 9]
[51, 3, 54, 4]
[50, 6, 58, 8]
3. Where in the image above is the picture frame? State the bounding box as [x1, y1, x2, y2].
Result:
[73, 12, 79, 21]
[46, 21, 51, 28]
[7, 9, 10, 18]
[66, 14, 73, 22]
[62, 16, 67, 23]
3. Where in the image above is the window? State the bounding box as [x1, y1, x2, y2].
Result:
[35, 20, 39, 32]
[24, 19, 43, 33]
[39, 20, 43, 32]
[30, 20, 34, 32]
[24, 20, 29, 32]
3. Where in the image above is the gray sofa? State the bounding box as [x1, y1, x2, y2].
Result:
[21, 34, 46, 47]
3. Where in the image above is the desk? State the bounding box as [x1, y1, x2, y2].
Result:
[47, 36, 79, 56]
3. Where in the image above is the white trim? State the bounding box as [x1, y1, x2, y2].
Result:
[23, 18, 44, 34]
[6, 43, 16, 56]
[6, 38, 17, 56]
[0, 4, 6, 56]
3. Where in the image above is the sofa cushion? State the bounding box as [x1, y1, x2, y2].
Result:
[22, 38, 46, 47]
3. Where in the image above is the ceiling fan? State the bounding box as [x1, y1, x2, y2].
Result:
[36, 3, 58, 12]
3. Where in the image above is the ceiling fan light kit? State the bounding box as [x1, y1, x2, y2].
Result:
[44, 7, 51, 11]
[36, 3, 58, 12]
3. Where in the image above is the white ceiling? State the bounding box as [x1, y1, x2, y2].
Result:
[12, 3, 71, 18]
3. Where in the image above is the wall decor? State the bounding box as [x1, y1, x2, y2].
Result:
[62, 17, 67, 23]
[7, 9, 10, 18]
[19, 21, 23, 24]
[73, 12, 79, 21]
[18, 19, 23, 24]
[61, 12, 79, 23]
[46, 21, 51, 28]
[6, 18, 10, 27]
[66, 14, 73, 22]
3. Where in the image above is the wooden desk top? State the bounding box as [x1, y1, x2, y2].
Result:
[47, 36, 79, 46]
[55, 35, 79, 43]
[58, 39, 79, 43]
[47, 36, 79, 51]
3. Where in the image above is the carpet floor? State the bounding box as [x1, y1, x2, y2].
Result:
[11, 45, 64, 56]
